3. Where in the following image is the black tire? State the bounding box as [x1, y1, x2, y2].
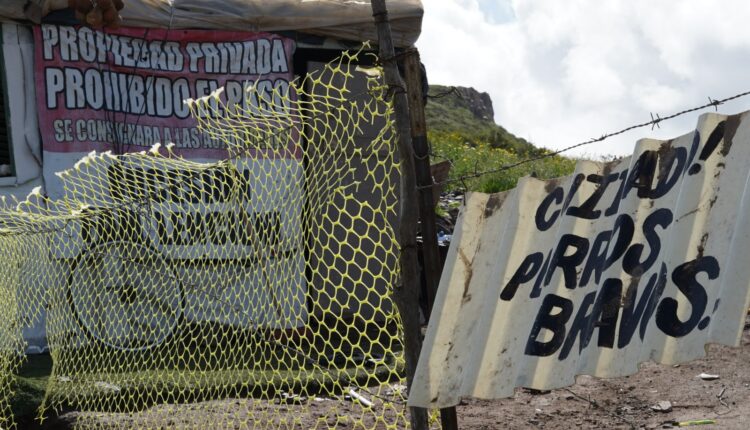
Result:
[67, 241, 185, 351]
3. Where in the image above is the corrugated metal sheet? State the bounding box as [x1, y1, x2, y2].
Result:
[409, 111, 750, 408]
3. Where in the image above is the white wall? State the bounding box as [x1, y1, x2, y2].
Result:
[1, 23, 43, 191]
[1, 23, 46, 352]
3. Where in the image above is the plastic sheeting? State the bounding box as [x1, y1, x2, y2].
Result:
[0, 0, 423, 47]
[1, 24, 42, 186]
[410, 111, 750, 408]
[1, 23, 46, 352]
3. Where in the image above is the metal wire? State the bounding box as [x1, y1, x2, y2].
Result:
[423, 89, 750, 189]
[426, 87, 459, 100]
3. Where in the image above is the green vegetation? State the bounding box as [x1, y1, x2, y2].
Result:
[426, 85, 576, 193]
[13, 354, 51, 426]
[12, 321, 402, 423]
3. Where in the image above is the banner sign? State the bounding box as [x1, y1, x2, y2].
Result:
[409, 112, 750, 408]
[33, 25, 305, 330]
[33, 24, 300, 243]
[34, 24, 295, 157]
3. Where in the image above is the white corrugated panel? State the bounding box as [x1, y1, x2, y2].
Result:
[409, 111, 750, 408]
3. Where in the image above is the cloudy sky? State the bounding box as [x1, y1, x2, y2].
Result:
[417, 0, 750, 157]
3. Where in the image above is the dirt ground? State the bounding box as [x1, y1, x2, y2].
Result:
[31, 317, 750, 429]
[455, 317, 750, 430]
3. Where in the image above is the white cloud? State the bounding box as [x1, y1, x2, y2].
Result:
[418, 0, 750, 156]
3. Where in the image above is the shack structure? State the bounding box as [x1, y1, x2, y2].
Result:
[0, 0, 423, 352]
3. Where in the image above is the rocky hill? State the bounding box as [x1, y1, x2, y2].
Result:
[424, 85, 575, 193]
[425, 85, 544, 156]
[449, 87, 494, 121]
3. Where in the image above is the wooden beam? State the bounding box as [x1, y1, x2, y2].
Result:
[403, 48, 460, 430]
[370, 1, 429, 429]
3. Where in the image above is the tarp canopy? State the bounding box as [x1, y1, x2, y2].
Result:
[0, 0, 423, 47]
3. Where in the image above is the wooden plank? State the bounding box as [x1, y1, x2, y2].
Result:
[370, 1, 429, 429]
[403, 49, 460, 430]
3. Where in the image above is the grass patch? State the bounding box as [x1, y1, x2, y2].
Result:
[12, 320, 404, 420]
[429, 130, 576, 193]
[13, 354, 52, 424]
[425, 85, 577, 193]
[45, 357, 402, 412]
[13, 351, 402, 420]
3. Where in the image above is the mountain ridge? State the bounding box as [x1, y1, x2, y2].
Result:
[425, 85, 543, 156]
[424, 84, 575, 193]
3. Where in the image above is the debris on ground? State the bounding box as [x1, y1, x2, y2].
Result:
[698, 373, 719, 381]
[346, 389, 373, 408]
[669, 419, 717, 427]
[277, 392, 307, 405]
[650, 400, 672, 412]
[385, 383, 407, 397]
[93, 381, 121, 393]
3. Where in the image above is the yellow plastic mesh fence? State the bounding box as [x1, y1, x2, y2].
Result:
[0, 49, 419, 429]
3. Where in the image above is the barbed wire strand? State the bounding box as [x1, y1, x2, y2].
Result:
[423, 89, 750, 189]
[426, 87, 459, 100]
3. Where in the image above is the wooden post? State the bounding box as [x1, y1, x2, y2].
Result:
[402, 50, 440, 314]
[403, 50, 460, 430]
[370, 1, 429, 429]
